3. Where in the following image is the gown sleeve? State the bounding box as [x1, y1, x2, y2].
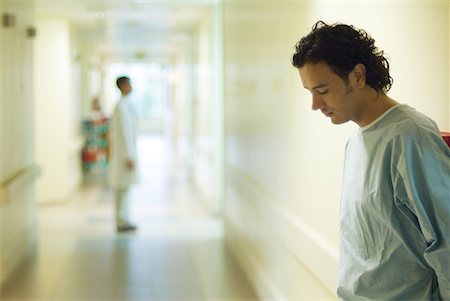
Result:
[391, 128, 450, 299]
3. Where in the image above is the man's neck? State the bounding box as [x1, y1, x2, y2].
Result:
[354, 89, 398, 127]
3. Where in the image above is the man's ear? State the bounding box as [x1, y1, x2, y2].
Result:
[350, 63, 366, 88]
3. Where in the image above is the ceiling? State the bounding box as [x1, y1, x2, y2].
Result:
[32, 0, 216, 62]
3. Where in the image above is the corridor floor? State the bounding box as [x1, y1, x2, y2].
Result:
[0, 134, 259, 301]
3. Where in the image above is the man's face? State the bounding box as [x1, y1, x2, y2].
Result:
[122, 80, 132, 95]
[299, 61, 361, 125]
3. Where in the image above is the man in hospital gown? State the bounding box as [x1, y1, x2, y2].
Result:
[292, 21, 450, 300]
[110, 76, 139, 232]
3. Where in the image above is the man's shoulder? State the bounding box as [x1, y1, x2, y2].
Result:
[377, 105, 438, 140]
[348, 105, 440, 151]
[393, 104, 435, 124]
[381, 106, 449, 158]
[114, 98, 128, 111]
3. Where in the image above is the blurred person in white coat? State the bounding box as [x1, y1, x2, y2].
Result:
[110, 76, 139, 232]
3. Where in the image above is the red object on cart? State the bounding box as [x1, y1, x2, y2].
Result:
[82, 148, 97, 162]
[441, 132, 450, 148]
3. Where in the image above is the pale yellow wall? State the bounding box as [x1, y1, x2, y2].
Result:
[224, 2, 338, 299]
[34, 17, 82, 203]
[224, 1, 449, 299]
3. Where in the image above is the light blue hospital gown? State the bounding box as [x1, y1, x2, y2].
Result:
[338, 104, 450, 300]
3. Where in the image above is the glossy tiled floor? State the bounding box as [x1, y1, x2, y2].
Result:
[1, 134, 259, 301]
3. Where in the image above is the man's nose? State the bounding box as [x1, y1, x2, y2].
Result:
[311, 94, 323, 111]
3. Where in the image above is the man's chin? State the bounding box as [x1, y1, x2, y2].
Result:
[330, 117, 348, 125]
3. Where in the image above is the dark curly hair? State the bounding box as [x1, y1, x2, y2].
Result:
[292, 21, 393, 92]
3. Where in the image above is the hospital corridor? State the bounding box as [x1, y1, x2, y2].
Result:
[1, 1, 450, 301]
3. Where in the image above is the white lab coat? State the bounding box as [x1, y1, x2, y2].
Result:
[109, 96, 139, 188]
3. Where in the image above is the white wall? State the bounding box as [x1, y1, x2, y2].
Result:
[223, 2, 449, 299]
[193, 12, 214, 205]
[34, 17, 83, 203]
[0, 0, 38, 287]
[172, 39, 195, 172]
[79, 43, 101, 119]
[192, 6, 225, 215]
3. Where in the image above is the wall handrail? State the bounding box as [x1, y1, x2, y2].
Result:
[0, 165, 41, 204]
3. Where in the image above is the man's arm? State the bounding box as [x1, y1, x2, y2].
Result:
[393, 131, 450, 299]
